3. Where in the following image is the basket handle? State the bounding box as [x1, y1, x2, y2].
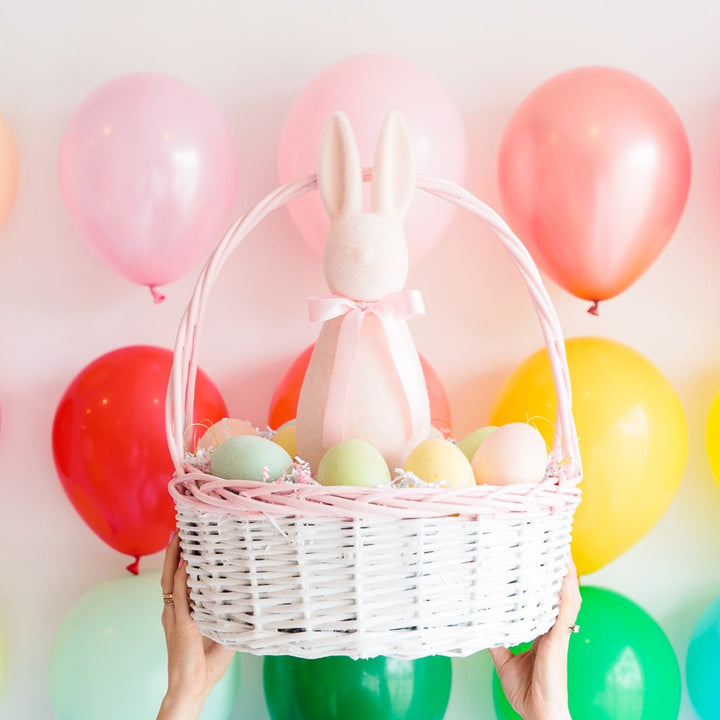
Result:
[166, 172, 581, 481]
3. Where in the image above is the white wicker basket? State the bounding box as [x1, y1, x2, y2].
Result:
[166, 172, 581, 660]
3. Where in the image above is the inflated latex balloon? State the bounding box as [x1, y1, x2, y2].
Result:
[0, 112, 19, 230]
[491, 337, 687, 575]
[687, 594, 720, 720]
[0, 621, 5, 701]
[706, 387, 720, 492]
[268, 344, 451, 437]
[52, 345, 226, 570]
[498, 66, 690, 311]
[58, 73, 239, 300]
[49, 572, 239, 720]
[278, 54, 467, 265]
[493, 585, 680, 719]
[264, 654, 451, 720]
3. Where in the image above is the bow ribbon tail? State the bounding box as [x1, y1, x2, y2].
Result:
[377, 310, 426, 446]
[322, 308, 364, 449]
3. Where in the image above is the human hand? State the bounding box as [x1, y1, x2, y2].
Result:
[156, 532, 236, 720]
[488, 560, 581, 720]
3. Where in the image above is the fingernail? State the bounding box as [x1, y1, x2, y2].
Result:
[178, 558, 186, 569]
[168, 530, 177, 544]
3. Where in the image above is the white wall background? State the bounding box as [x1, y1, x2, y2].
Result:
[1, 1, 720, 717]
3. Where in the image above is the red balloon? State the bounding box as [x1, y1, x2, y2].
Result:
[268, 344, 452, 437]
[498, 66, 691, 310]
[52, 346, 226, 570]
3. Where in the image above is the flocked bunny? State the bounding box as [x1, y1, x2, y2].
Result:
[296, 110, 431, 472]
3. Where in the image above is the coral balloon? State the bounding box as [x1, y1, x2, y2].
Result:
[491, 337, 687, 575]
[264, 654, 451, 720]
[58, 73, 239, 299]
[278, 54, 467, 265]
[493, 585, 681, 719]
[49, 572, 239, 720]
[498, 66, 690, 309]
[0, 112, 19, 230]
[687, 593, 720, 720]
[268, 344, 451, 437]
[706, 387, 720, 492]
[52, 345, 226, 570]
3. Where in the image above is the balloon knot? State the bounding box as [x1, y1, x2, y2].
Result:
[126, 555, 141, 575]
[150, 286, 166, 304]
[587, 300, 600, 316]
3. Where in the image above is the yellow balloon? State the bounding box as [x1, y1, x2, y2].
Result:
[491, 337, 687, 576]
[707, 388, 720, 489]
[0, 113, 19, 229]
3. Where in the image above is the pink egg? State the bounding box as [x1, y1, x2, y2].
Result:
[471, 422, 548, 486]
[197, 418, 258, 452]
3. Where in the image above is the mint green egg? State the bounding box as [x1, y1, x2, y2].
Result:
[457, 426, 498, 462]
[317, 439, 391, 487]
[210, 434, 292, 482]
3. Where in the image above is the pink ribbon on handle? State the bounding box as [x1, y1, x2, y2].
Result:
[307, 290, 426, 450]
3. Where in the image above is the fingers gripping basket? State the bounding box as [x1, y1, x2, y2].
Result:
[167, 172, 582, 660]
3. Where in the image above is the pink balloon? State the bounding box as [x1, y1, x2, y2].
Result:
[278, 54, 467, 265]
[498, 66, 691, 310]
[58, 73, 239, 298]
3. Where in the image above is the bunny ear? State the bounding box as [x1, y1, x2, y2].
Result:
[317, 112, 362, 220]
[372, 111, 416, 220]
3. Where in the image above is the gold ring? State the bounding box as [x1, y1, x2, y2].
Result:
[569, 624, 580, 633]
[162, 593, 174, 606]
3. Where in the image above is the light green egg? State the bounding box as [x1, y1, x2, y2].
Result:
[210, 434, 292, 482]
[457, 426, 498, 462]
[317, 439, 391, 487]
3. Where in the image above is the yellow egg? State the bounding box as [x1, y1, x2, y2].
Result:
[197, 418, 257, 451]
[471, 422, 548, 486]
[272, 420, 298, 459]
[317, 439, 391, 487]
[457, 426, 498, 462]
[403, 438, 475, 488]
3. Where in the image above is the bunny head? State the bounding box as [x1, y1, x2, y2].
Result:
[317, 111, 415, 301]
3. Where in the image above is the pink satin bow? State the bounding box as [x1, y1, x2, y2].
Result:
[307, 291, 426, 450]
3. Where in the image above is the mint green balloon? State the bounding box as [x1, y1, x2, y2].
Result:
[0, 621, 6, 700]
[49, 572, 239, 720]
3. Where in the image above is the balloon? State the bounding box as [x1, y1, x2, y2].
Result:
[278, 54, 467, 265]
[493, 585, 680, 719]
[0, 112, 19, 230]
[49, 572, 239, 720]
[263, 654, 451, 720]
[58, 73, 239, 299]
[707, 387, 720, 491]
[491, 337, 687, 575]
[687, 593, 720, 719]
[52, 345, 226, 570]
[268, 344, 452, 437]
[498, 66, 690, 309]
[0, 621, 5, 701]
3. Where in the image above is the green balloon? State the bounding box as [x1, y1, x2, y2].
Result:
[264, 654, 452, 720]
[492, 586, 680, 720]
[49, 572, 240, 720]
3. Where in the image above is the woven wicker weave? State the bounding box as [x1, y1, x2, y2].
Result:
[167, 172, 581, 660]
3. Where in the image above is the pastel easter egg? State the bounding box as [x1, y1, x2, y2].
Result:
[403, 437, 475, 489]
[317, 439, 391, 487]
[471, 422, 547, 486]
[210, 435, 292, 482]
[272, 420, 298, 460]
[197, 417, 257, 452]
[457, 426, 498, 462]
